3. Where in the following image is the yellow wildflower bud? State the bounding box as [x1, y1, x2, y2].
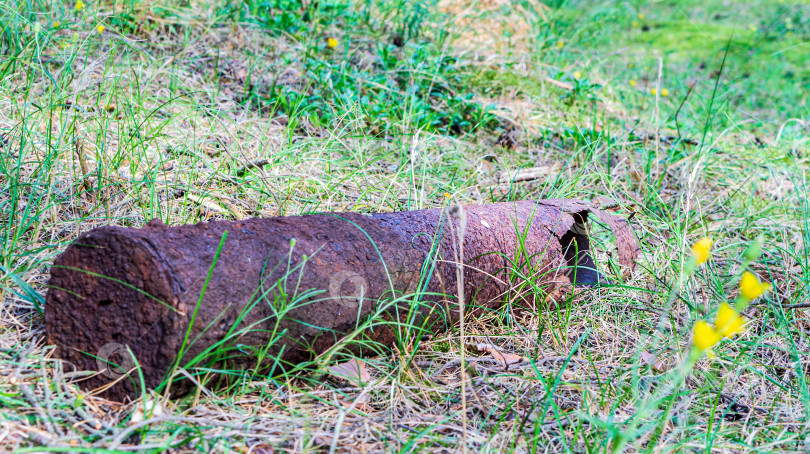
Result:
[740, 271, 771, 301]
[638, 13, 645, 20]
[573, 71, 581, 80]
[54, 21, 61, 28]
[96, 24, 105, 34]
[715, 303, 746, 338]
[557, 41, 565, 49]
[75, 0, 85, 11]
[693, 320, 721, 351]
[691, 237, 712, 266]
[632, 21, 639, 27]
[630, 80, 637, 86]
[651, 88, 657, 95]
[661, 88, 669, 96]
[327, 37, 338, 48]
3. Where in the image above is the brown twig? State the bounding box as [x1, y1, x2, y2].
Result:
[74, 139, 92, 193]
[235, 158, 270, 177]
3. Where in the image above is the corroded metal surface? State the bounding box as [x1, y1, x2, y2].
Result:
[45, 199, 638, 400]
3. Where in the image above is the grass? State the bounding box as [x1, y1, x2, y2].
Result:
[1, 0, 809, 451]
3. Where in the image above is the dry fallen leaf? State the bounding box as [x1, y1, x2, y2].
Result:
[326, 358, 370, 384]
[186, 194, 227, 215]
[339, 393, 372, 413]
[129, 396, 167, 425]
[475, 343, 530, 369]
[495, 166, 557, 184]
[640, 351, 670, 372]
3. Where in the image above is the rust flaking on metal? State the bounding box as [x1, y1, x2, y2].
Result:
[45, 199, 639, 400]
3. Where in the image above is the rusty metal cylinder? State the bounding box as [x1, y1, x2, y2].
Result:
[45, 199, 637, 400]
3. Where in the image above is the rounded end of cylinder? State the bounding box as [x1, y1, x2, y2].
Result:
[45, 227, 184, 401]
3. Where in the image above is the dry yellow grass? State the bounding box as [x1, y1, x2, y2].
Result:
[2, 0, 809, 451]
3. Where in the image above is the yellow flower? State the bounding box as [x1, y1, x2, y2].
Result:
[557, 41, 565, 49]
[75, 0, 85, 11]
[740, 271, 771, 301]
[638, 13, 645, 20]
[661, 88, 669, 96]
[693, 320, 721, 351]
[651, 88, 657, 95]
[632, 21, 639, 27]
[327, 37, 338, 48]
[573, 71, 581, 79]
[443, 192, 451, 199]
[54, 21, 61, 28]
[691, 237, 712, 266]
[630, 80, 637, 86]
[96, 24, 105, 34]
[715, 303, 746, 338]
[628, 63, 634, 69]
